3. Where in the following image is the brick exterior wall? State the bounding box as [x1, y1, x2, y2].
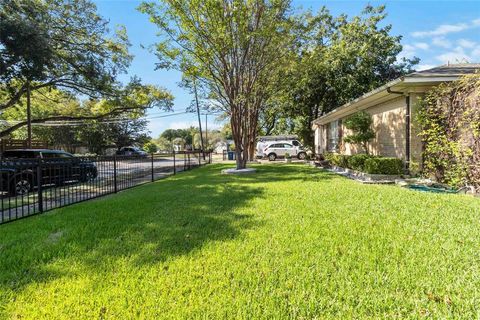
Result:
[315, 94, 425, 171]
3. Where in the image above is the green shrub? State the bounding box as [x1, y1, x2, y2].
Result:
[324, 153, 349, 167]
[343, 111, 375, 154]
[346, 154, 372, 171]
[364, 157, 404, 175]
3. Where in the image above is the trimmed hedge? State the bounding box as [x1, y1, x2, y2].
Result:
[364, 157, 404, 175]
[346, 154, 371, 171]
[324, 153, 404, 175]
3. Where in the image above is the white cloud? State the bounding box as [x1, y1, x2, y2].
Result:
[412, 18, 480, 38]
[167, 121, 222, 130]
[435, 47, 471, 64]
[471, 46, 480, 59]
[416, 64, 437, 71]
[412, 22, 469, 37]
[399, 44, 417, 59]
[168, 121, 198, 129]
[432, 37, 452, 48]
[399, 42, 429, 59]
[414, 42, 429, 50]
[458, 39, 476, 49]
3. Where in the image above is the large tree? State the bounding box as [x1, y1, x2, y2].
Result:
[263, 5, 419, 149]
[0, 0, 173, 138]
[140, 0, 294, 169]
[0, 80, 173, 138]
[0, 0, 130, 108]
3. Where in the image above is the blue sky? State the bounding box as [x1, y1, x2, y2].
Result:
[93, 0, 480, 138]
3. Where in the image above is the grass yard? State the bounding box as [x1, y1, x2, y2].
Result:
[0, 164, 479, 319]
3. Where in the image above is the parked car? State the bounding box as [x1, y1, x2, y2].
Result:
[256, 138, 303, 158]
[262, 142, 306, 161]
[116, 146, 148, 157]
[0, 149, 97, 195]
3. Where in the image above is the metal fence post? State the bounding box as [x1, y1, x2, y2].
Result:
[37, 159, 43, 213]
[113, 155, 118, 193]
[173, 150, 176, 175]
[151, 153, 154, 182]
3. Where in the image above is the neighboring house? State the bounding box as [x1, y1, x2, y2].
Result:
[214, 141, 228, 154]
[312, 63, 480, 171]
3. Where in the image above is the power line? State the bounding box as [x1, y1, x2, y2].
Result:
[0, 110, 226, 128]
[0, 111, 192, 127]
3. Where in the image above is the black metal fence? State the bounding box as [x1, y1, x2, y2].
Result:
[0, 151, 211, 225]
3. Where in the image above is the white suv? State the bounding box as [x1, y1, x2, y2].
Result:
[263, 142, 306, 161]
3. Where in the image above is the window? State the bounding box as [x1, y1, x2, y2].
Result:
[57, 152, 73, 158]
[327, 120, 341, 152]
[2, 151, 37, 159]
[292, 140, 300, 146]
[41, 152, 59, 158]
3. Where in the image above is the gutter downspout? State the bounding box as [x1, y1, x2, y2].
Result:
[405, 95, 411, 171]
[386, 88, 411, 172]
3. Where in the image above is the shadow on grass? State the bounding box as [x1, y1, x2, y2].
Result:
[0, 164, 267, 295]
[177, 163, 336, 185]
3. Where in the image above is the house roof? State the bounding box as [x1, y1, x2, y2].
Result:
[313, 63, 480, 127]
[407, 63, 480, 77]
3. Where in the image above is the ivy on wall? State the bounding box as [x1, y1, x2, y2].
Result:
[417, 73, 480, 190]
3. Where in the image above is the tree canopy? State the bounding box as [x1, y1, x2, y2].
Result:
[140, 0, 294, 169]
[0, 0, 174, 139]
[0, 0, 130, 108]
[261, 5, 419, 148]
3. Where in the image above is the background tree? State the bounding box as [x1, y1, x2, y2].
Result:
[0, 0, 130, 109]
[0, 0, 173, 138]
[143, 141, 158, 153]
[343, 111, 375, 155]
[160, 129, 193, 146]
[140, 0, 294, 169]
[268, 5, 418, 149]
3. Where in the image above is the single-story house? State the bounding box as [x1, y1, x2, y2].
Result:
[312, 63, 479, 171]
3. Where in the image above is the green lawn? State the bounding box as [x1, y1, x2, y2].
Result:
[1, 164, 479, 319]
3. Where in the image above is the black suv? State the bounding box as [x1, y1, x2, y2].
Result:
[0, 149, 97, 195]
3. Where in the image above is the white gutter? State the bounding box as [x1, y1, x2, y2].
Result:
[313, 74, 463, 126]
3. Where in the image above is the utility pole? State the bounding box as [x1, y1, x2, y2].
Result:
[26, 81, 32, 148]
[193, 79, 205, 160]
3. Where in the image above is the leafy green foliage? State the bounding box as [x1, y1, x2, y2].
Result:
[0, 164, 479, 318]
[346, 154, 372, 171]
[417, 74, 480, 190]
[324, 153, 349, 168]
[0, 83, 171, 153]
[325, 152, 403, 175]
[264, 5, 418, 149]
[143, 141, 158, 154]
[0, 1, 173, 137]
[140, 0, 294, 168]
[0, 0, 131, 108]
[160, 129, 194, 145]
[343, 111, 375, 154]
[364, 157, 404, 175]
